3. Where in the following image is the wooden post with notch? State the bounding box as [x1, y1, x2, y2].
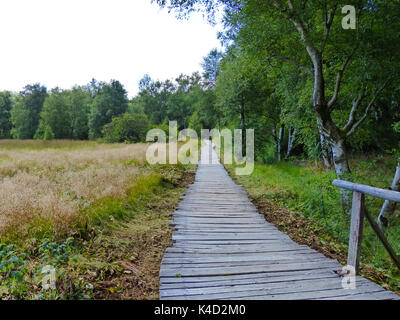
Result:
[347, 191, 365, 273]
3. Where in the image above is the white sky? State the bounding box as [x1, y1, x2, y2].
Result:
[0, 0, 222, 97]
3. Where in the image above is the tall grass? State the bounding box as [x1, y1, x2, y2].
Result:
[0, 141, 152, 239]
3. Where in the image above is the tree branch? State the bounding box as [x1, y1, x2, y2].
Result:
[272, 0, 319, 71]
[345, 78, 392, 137]
[343, 85, 366, 132]
[272, 55, 313, 75]
[321, 2, 338, 53]
[328, 46, 358, 110]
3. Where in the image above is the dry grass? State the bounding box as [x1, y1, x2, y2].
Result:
[0, 141, 150, 238]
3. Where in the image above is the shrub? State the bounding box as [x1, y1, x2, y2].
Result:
[102, 113, 149, 143]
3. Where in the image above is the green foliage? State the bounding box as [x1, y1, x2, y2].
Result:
[37, 89, 71, 139]
[0, 243, 28, 298]
[102, 113, 150, 143]
[43, 125, 55, 140]
[11, 84, 47, 139]
[88, 80, 128, 139]
[201, 48, 223, 89]
[0, 91, 13, 139]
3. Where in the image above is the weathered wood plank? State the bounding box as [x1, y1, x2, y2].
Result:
[161, 278, 376, 300]
[347, 191, 365, 272]
[333, 179, 400, 202]
[160, 260, 342, 278]
[160, 270, 339, 289]
[160, 277, 370, 298]
[172, 233, 289, 241]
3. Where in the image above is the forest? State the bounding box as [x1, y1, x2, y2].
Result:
[1, 0, 400, 300]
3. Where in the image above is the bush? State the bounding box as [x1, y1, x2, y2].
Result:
[34, 123, 55, 140]
[43, 126, 55, 140]
[102, 113, 149, 143]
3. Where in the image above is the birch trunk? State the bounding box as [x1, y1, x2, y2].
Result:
[286, 126, 296, 158]
[319, 126, 333, 169]
[277, 125, 284, 161]
[240, 103, 245, 150]
[378, 161, 400, 229]
[331, 138, 352, 212]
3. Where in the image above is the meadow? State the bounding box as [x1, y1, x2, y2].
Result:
[0, 140, 196, 299]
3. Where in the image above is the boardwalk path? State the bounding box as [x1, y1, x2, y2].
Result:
[159, 141, 399, 300]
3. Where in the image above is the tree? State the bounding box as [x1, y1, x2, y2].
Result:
[102, 113, 150, 143]
[36, 88, 71, 139]
[88, 80, 128, 139]
[43, 125, 55, 140]
[0, 91, 13, 138]
[68, 87, 91, 140]
[11, 84, 47, 139]
[232, 1, 399, 182]
[137, 75, 174, 125]
[215, 48, 273, 157]
[201, 48, 224, 89]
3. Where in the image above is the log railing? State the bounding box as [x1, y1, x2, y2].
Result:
[333, 179, 400, 274]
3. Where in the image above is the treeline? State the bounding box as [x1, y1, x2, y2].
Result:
[0, 71, 218, 144]
[0, 80, 134, 142]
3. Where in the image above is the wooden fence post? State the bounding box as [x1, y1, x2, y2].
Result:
[347, 191, 365, 273]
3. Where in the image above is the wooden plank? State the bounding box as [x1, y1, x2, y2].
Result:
[173, 240, 295, 246]
[159, 268, 338, 284]
[160, 277, 374, 300]
[172, 234, 289, 241]
[161, 257, 335, 269]
[172, 218, 266, 224]
[171, 225, 272, 230]
[160, 276, 372, 298]
[160, 260, 341, 278]
[319, 291, 400, 300]
[333, 179, 400, 202]
[160, 270, 339, 290]
[165, 246, 313, 254]
[173, 228, 277, 233]
[162, 251, 326, 261]
[347, 191, 364, 272]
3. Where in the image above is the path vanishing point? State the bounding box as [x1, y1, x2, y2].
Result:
[159, 140, 400, 300]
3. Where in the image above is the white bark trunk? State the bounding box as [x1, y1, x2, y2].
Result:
[378, 162, 400, 229]
[286, 126, 296, 158]
[277, 125, 284, 161]
[331, 139, 352, 212]
[318, 126, 333, 169]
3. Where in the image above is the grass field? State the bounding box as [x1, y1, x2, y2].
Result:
[227, 155, 400, 294]
[0, 140, 196, 299]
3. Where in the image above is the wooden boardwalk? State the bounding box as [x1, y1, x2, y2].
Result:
[159, 141, 400, 300]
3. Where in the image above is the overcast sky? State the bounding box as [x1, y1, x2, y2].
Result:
[0, 0, 222, 97]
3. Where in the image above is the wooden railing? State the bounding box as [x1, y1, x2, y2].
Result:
[333, 179, 400, 274]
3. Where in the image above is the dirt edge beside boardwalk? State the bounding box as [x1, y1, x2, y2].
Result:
[90, 168, 196, 300]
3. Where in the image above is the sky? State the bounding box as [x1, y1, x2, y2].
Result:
[0, 0, 223, 97]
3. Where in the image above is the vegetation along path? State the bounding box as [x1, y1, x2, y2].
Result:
[159, 141, 400, 300]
